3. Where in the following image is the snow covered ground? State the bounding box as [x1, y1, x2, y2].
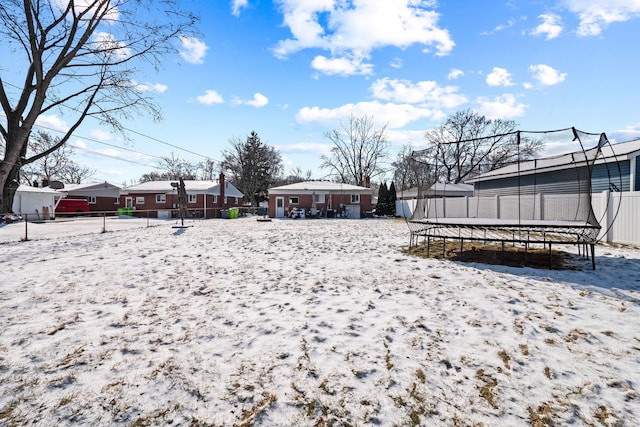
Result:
[1, 216, 639, 426]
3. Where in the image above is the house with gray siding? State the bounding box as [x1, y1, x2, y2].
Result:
[466, 138, 640, 196]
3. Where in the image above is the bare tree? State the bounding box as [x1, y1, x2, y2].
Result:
[392, 143, 436, 192]
[321, 114, 390, 186]
[21, 130, 95, 185]
[415, 109, 543, 184]
[273, 166, 313, 186]
[59, 163, 96, 184]
[0, 0, 197, 213]
[138, 153, 198, 182]
[221, 131, 282, 206]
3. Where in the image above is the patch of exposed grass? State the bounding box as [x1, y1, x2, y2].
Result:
[476, 369, 498, 409]
[544, 366, 553, 380]
[416, 368, 426, 384]
[527, 402, 554, 426]
[406, 241, 575, 270]
[498, 350, 511, 369]
[519, 344, 530, 356]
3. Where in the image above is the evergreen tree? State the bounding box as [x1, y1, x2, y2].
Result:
[388, 182, 397, 216]
[376, 182, 389, 216]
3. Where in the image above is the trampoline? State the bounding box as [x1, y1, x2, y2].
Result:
[406, 128, 618, 270]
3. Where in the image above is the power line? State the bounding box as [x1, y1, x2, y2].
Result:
[0, 78, 220, 163]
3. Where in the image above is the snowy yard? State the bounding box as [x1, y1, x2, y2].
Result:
[1, 217, 639, 425]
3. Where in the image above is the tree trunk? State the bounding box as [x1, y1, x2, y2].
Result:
[1, 127, 31, 214]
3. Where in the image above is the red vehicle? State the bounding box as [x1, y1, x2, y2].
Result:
[56, 198, 90, 214]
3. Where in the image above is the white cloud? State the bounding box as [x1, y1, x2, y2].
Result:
[296, 101, 437, 129]
[89, 130, 113, 141]
[35, 115, 68, 133]
[231, 0, 248, 16]
[179, 36, 208, 64]
[476, 94, 526, 119]
[529, 64, 567, 86]
[196, 90, 224, 105]
[276, 141, 333, 156]
[530, 13, 563, 39]
[311, 55, 374, 76]
[486, 67, 514, 87]
[370, 78, 467, 109]
[389, 57, 403, 69]
[244, 93, 269, 108]
[70, 138, 87, 150]
[273, 0, 454, 75]
[93, 32, 130, 59]
[613, 123, 640, 140]
[563, 0, 640, 36]
[134, 82, 168, 93]
[447, 68, 464, 80]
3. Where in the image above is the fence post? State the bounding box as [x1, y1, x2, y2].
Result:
[24, 214, 28, 241]
[102, 211, 107, 233]
[600, 190, 611, 242]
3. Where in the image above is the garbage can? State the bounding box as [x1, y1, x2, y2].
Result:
[221, 209, 229, 219]
[229, 207, 239, 219]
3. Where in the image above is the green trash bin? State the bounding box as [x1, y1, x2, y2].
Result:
[229, 207, 239, 219]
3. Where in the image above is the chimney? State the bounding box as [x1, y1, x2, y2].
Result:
[219, 172, 225, 207]
[42, 179, 49, 188]
[364, 176, 371, 188]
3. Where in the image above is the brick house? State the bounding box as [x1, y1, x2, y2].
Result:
[119, 173, 243, 218]
[59, 181, 122, 212]
[267, 180, 374, 218]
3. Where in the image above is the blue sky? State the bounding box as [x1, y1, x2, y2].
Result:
[8, 0, 640, 186]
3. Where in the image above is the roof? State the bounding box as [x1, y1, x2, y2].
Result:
[121, 180, 244, 198]
[400, 182, 474, 198]
[467, 137, 640, 184]
[16, 185, 66, 195]
[268, 181, 372, 194]
[62, 181, 121, 197]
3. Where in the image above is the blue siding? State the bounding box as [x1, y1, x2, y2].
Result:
[591, 160, 629, 192]
[475, 160, 630, 195]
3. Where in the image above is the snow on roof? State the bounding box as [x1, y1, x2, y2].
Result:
[121, 180, 244, 197]
[268, 181, 371, 193]
[63, 181, 121, 191]
[16, 185, 65, 195]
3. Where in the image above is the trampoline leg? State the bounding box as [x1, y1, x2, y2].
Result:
[591, 244, 596, 270]
[427, 236, 431, 257]
[442, 237, 446, 258]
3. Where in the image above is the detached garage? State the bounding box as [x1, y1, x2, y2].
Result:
[12, 185, 66, 220]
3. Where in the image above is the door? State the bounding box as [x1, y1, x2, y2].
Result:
[276, 197, 285, 217]
[125, 197, 133, 208]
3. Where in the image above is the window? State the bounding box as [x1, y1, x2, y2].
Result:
[136, 196, 145, 205]
[114, 197, 120, 205]
[351, 194, 360, 204]
[224, 196, 228, 205]
[87, 196, 96, 205]
[313, 194, 323, 204]
[212, 195, 218, 204]
[156, 194, 166, 203]
[188, 194, 197, 204]
[289, 196, 299, 204]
